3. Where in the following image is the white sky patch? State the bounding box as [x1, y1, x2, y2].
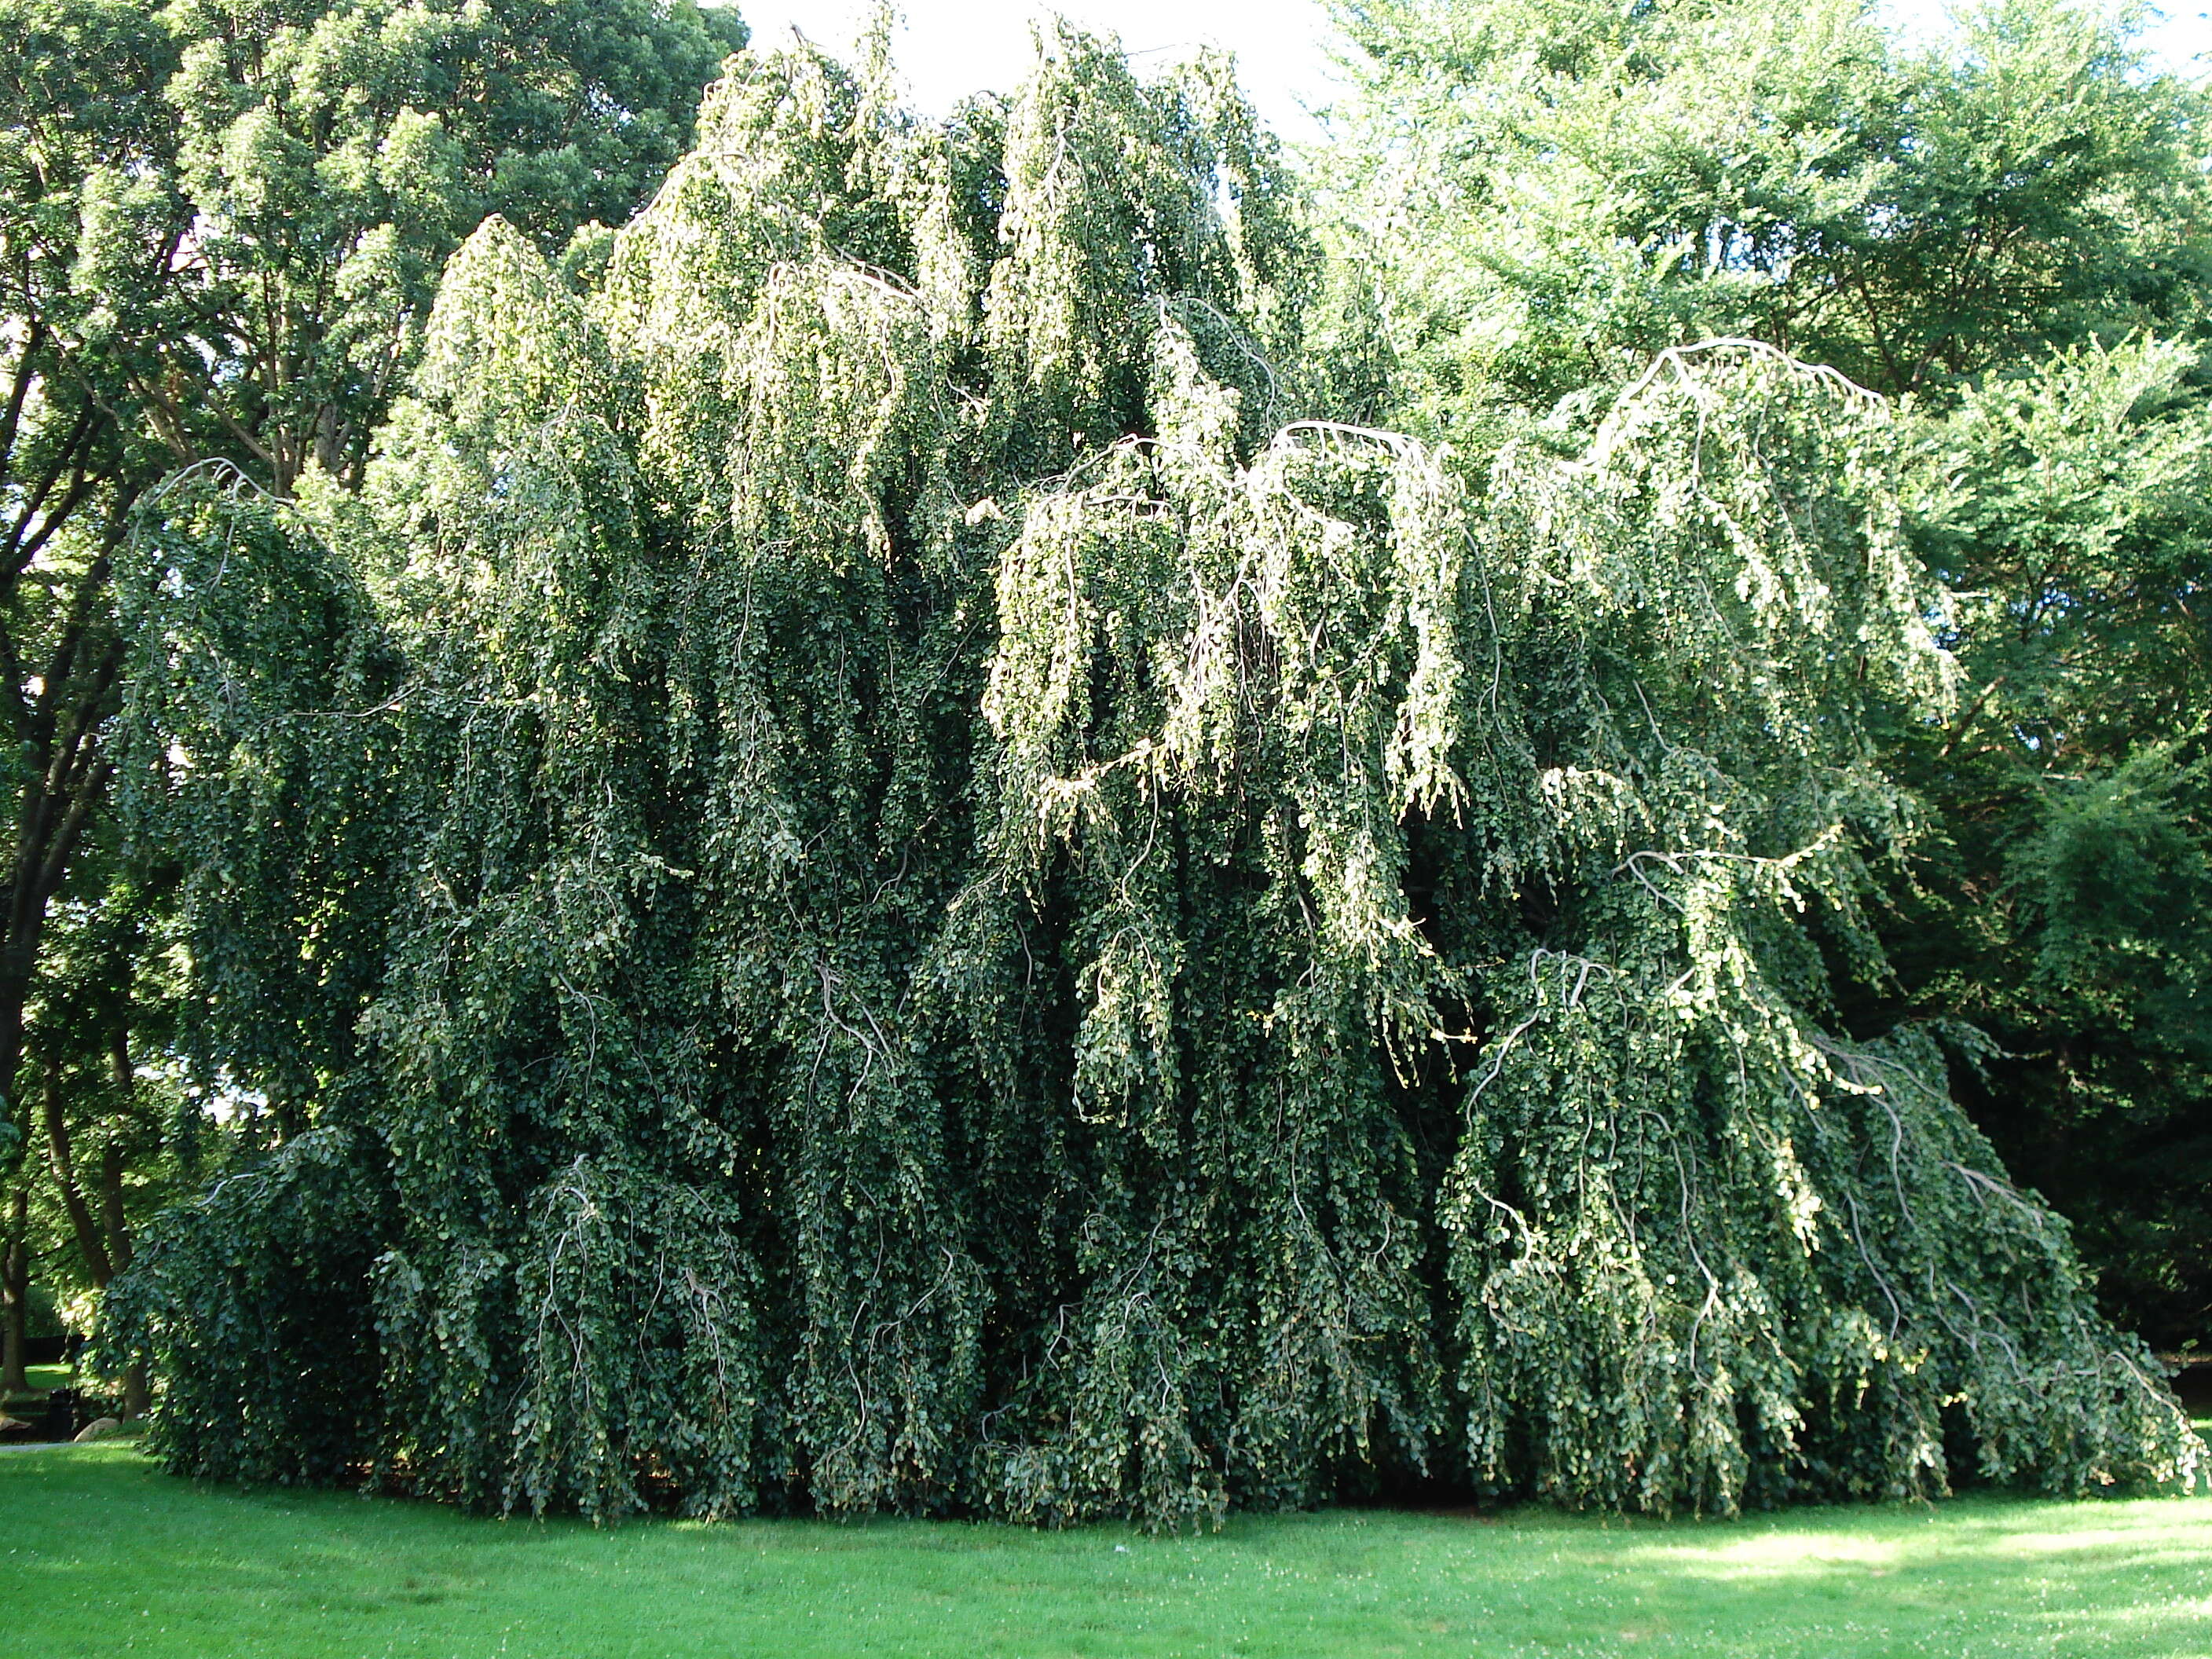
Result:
[1882, 0, 2211, 65]
[727, 1, 2212, 148]
[727, 0, 1340, 141]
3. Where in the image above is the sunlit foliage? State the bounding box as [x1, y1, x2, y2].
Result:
[111, 27, 2202, 1525]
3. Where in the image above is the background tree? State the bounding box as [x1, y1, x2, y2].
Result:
[1328, 0, 2212, 1351]
[0, 0, 177, 1304]
[1874, 339, 2212, 1350]
[127, 0, 751, 494]
[1327, 0, 2211, 421]
[0, 0, 748, 1401]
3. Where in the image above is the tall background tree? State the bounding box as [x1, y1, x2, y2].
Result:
[0, 0, 747, 1398]
[1327, 0, 2211, 416]
[1326, 0, 2212, 1352]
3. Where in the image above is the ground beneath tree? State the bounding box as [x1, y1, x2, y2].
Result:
[2169, 1360, 2212, 1421]
[2, 1365, 116, 1445]
[5, 1444, 2207, 1657]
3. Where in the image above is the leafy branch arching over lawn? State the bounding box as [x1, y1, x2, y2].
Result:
[104, 24, 2203, 1525]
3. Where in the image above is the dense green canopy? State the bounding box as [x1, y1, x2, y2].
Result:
[110, 26, 2202, 1525]
[0, 0, 753, 1397]
[1324, 0, 2212, 1352]
[1328, 0, 2212, 416]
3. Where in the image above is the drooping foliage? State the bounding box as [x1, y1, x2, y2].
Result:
[1875, 339, 2212, 1349]
[1328, 0, 2212, 1352]
[0, 0, 749, 1397]
[112, 27, 2203, 1525]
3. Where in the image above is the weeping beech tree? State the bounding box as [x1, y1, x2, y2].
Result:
[109, 30, 2201, 1525]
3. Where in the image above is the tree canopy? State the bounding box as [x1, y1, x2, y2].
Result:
[107, 20, 2203, 1525]
[0, 0, 745, 1396]
[1329, 0, 2212, 417]
[1329, 0, 2212, 1353]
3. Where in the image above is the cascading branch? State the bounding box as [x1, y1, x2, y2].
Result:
[109, 31, 2203, 1526]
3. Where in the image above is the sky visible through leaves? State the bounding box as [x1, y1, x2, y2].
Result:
[734, 1, 2212, 144]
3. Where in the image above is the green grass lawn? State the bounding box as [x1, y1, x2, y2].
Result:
[23, 1362, 71, 1391]
[3, 1444, 2207, 1659]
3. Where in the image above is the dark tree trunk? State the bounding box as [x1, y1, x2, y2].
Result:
[43, 1059, 113, 1290]
[43, 1076, 150, 1415]
[1, 1185, 27, 1395]
[100, 1140, 131, 1277]
[100, 1031, 146, 1417]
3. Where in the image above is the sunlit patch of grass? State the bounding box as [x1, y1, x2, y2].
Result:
[3, 1445, 2207, 1658]
[1630, 1527, 1908, 1577]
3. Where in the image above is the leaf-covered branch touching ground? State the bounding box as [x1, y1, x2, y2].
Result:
[107, 26, 2203, 1526]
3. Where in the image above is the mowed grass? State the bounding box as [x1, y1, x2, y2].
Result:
[4, 1444, 2209, 1659]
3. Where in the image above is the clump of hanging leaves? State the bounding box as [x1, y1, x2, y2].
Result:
[108, 28, 2202, 1526]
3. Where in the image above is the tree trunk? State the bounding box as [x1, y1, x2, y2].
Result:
[42, 1075, 151, 1415]
[100, 1032, 146, 1416]
[42, 1058, 113, 1289]
[1, 1184, 27, 1395]
[100, 1139, 131, 1277]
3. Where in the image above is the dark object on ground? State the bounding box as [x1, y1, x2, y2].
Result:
[41, 1388, 79, 1441]
[2170, 1360, 2212, 1417]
